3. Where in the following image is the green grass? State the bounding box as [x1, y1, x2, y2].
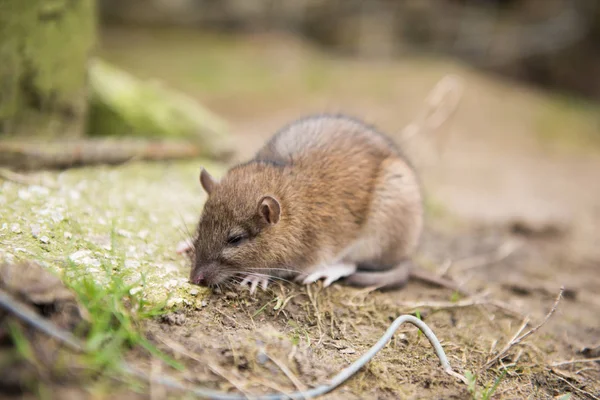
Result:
[6, 253, 184, 394]
[62, 257, 183, 373]
[465, 369, 507, 400]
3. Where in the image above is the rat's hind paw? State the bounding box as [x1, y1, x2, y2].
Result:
[301, 263, 357, 287]
[240, 275, 269, 295]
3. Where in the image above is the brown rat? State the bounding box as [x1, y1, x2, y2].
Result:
[187, 114, 465, 294]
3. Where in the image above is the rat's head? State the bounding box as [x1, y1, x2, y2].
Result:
[189, 167, 283, 287]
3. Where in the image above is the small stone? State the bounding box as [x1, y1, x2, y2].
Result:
[39, 236, 50, 244]
[129, 287, 143, 295]
[340, 348, 356, 354]
[161, 312, 186, 326]
[190, 288, 199, 296]
[29, 185, 49, 196]
[69, 190, 81, 200]
[18, 189, 32, 200]
[117, 229, 132, 238]
[201, 300, 208, 307]
[30, 224, 41, 238]
[164, 279, 179, 289]
[64, 232, 73, 239]
[51, 212, 64, 223]
[166, 297, 184, 308]
[124, 259, 140, 269]
[10, 223, 21, 234]
[69, 250, 101, 267]
[138, 229, 149, 240]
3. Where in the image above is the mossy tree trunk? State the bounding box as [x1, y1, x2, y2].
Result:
[0, 0, 96, 138]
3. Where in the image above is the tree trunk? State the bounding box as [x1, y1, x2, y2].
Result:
[0, 0, 96, 138]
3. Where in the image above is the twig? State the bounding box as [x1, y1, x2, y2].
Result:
[451, 240, 523, 273]
[266, 352, 308, 392]
[156, 334, 250, 397]
[0, 139, 229, 171]
[483, 286, 564, 370]
[551, 357, 600, 368]
[397, 295, 524, 318]
[553, 375, 600, 400]
[401, 75, 465, 143]
[0, 168, 57, 188]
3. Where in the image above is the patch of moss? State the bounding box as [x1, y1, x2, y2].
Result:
[535, 94, 600, 155]
[0, 160, 224, 305]
[0, 0, 95, 137]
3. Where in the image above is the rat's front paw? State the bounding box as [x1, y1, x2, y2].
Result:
[299, 263, 357, 287]
[176, 239, 194, 256]
[240, 275, 269, 295]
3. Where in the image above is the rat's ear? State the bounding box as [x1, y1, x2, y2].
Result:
[258, 196, 281, 225]
[199, 167, 218, 195]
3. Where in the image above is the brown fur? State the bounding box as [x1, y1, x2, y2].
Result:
[190, 115, 457, 292]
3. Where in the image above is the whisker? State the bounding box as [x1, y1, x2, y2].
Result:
[239, 272, 295, 285]
[177, 212, 196, 243]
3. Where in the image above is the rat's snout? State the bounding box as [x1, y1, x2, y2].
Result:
[190, 271, 206, 286]
[189, 262, 221, 287]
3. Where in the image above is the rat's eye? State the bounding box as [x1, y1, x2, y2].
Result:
[226, 233, 247, 246]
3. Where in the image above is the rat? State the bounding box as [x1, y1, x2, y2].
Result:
[186, 114, 465, 295]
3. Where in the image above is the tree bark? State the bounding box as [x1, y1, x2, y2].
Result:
[0, 0, 96, 138]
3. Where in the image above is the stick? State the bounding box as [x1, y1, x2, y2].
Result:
[553, 375, 600, 400]
[451, 240, 523, 273]
[551, 357, 600, 368]
[483, 286, 564, 370]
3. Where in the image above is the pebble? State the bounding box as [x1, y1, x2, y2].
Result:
[129, 287, 143, 295]
[30, 224, 41, 238]
[125, 259, 140, 269]
[10, 223, 21, 234]
[64, 232, 73, 239]
[190, 288, 199, 296]
[162, 312, 186, 326]
[40, 236, 50, 244]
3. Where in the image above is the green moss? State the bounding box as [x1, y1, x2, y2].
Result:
[0, 0, 95, 137]
[0, 159, 224, 305]
[535, 94, 600, 154]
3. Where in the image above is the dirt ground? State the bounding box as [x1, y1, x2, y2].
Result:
[2, 27, 600, 399]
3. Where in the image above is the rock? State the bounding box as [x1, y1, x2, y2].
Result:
[161, 312, 186, 326]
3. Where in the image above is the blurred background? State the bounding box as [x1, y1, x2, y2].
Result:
[1, 0, 599, 249]
[1, 2, 600, 397]
[2, 0, 600, 252]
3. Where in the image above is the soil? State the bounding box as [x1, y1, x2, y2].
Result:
[1, 27, 599, 399]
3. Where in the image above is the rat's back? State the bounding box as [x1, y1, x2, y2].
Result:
[254, 115, 400, 166]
